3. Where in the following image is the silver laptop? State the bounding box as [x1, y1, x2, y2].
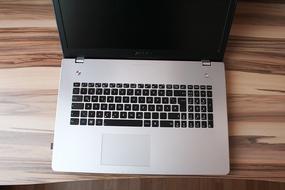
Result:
[52, 0, 236, 175]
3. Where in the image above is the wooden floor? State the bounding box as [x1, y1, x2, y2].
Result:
[0, 0, 285, 189]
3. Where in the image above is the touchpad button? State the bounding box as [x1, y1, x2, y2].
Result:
[101, 134, 150, 166]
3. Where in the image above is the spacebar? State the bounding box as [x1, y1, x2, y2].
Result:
[104, 119, 143, 127]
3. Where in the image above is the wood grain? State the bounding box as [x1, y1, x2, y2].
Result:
[0, 0, 284, 187]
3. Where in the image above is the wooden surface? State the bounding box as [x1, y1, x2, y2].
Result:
[0, 0, 285, 186]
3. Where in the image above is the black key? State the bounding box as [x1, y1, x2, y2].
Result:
[71, 110, 80, 117]
[96, 111, 103, 118]
[96, 119, 103, 126]
[172, 105, 179, 112]
[152, 120, 159, 127]
[84, 96, 91, 102]
[132, 104, 139, 111]
[102, 83, 108, 88]
[82, 83, 88, 87]
[143, 89, 149, 96]
[201, 85, 206, 90]
[72, 103, 84, 109]
[95, 83, 101, 87]
[188, 91, 193, 97]
[166, 84, 172, 89]
[162, 97, 169, 104]
[208, 121, 214, 128]
[166, 90, 172, 96]
[201, 98, 206, 104]
[145, 84, 151, 88]
[201, 106, 207, 112]
[188, 105, 194, 112]
[188, 98, 193, 104]
[131, 97, 137, 103]
[119, 89, 126, 95]
[127, 89, 134, 95]
[120, 112, 127, 118]
[73, 88, 80, 94]
[96, 88, 103, 95]
[70, 118, 79, 125]
[110, 83, 116, 88]
[123, 83, 129, 88]
[207, 85, 212, 90]
[152, 113, 159, 119]
[194, 91, 200, 97]
[87, 83, 93, 88]
[89, 111, 95, 117]
[178, 98, 186, 112]
[104, 89, 110, 95]
[144, 120, 151, 127]
[104, 119, 142, 127]
[201, 91, 206, 97]
[168, 113, 180, 119]
[148, 105, 155, 111]
[194, 98, 200, 104]
[195, 121, 200, 128]
[195, 113, 200, 120]
[202, 121, 207, 128]
[72, 95, 83, 102]
[164, 105, 171, 111]
[99, 96, 106, 102]
[88, 119, 95, 126]
[144, 112, 151, 119]
[135, 89, 142, 96]
[195, 106, 200, 112]
[188, 85, 193, 89]
[138, 84, 144, 88]
[202, 113, 207, 120]
[136, 112, 143, 119]
[107, 96, 114, 102]
[156, 105, 163, 111]
[181, 113, 187, 120]
[93, 103, 100, 110]
[81, 111, 88, 117]
[173, 85, 179, 89]
[139, 97, 145, 103]
[124, 104, 131, 110]
[128, 112, 135, 118]
[207, 99, 213, 112]
[180, 85, 186, 89]
[112, 89, 118, 95]
[123, 96, 129, 103]
[194, 85, 199, 89]
[88, 88, 95, 95]
[116, 83, 122, 88]
[130, 83, 136, 88]
[159, 84, 165, 89]
[208, 113, 213, 121]
[154, 97, 161, 104]
[207, 91, 212, 97]
[160, 113, 167, 119]
[73, 82, 80, 87]
[150, 90, 157, 96]
[174, 90, 186, 96]
[115, 96, 122, 103]
[101, 104, 107, 110]
[146, 97, 153, 103]
[91, 96, 99, 102]
[117, 104, 123, 110]
[80, 119, 87, 125]
[158, 90, 165, 96]
[140, 104, 147, 111]
[188, 113, 194, 120]
[152, 84, 158, 88]
[109, 104, 115, 110]
[175, 121, 180, 128]
[160, 121, 173, 127]
[81, 88, 87, 94]
[181, 121, 187, 128]
[189, 121, 194, 128]
[170, 97, 176, 104]
[112, 112, 119, 118]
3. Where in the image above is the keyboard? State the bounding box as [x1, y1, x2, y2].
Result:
[70, 82, 214, 128]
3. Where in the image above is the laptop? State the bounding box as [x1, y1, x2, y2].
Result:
[52, 0, 236, 175]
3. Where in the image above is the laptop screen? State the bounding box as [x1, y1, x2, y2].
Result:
[55, 0, 235, 61]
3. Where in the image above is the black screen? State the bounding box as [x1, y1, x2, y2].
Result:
[58, 0, 231, 59]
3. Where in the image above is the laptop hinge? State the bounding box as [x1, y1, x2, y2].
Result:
[75, 57, 84, 63]
[201, 60, 211, 66]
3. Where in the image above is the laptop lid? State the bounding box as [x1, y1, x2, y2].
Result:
[53, 0, 236, 62]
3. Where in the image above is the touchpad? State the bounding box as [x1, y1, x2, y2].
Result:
[101, 134, 150, 166]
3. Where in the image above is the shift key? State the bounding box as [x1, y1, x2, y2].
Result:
[160, 121, 174, 127]
[168, 113, 180, 119]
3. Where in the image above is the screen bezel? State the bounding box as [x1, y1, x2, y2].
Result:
[52, 0, 236, 62]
